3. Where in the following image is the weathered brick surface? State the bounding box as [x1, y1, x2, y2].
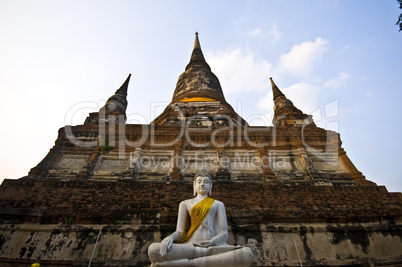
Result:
[0, 178, 400, 225]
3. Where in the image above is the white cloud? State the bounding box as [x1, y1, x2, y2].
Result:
[207, 49, 272, 94]
[207, 37, 334, 125]
[207, 37, 329, 123]
[324, 72, 350, 89]
[276, 37, 328, 77]
[250, 28, 262, 37]
[249, 25, 282, 42]
[267, 25, 282, 42]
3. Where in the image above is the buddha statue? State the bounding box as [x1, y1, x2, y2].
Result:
[148, 169, 254, 267]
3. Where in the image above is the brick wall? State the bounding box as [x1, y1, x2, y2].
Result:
[0, 178, 401, 225]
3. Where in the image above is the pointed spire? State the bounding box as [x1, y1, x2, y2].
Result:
[194, 31, 201, 50]
[84, 74, 131, 125]
[102, 74, 131, 119]
[115, 73, 131, 97]
[270, 77, 296, 109]
[153, 33, 248, 126]
[270, 77, 285, 100]
[270, 77, 311, 127]
[185, 32, 211, 71]
[170, 32, 225, 104]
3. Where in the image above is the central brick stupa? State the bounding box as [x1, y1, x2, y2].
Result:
[0, 33, 401, 266]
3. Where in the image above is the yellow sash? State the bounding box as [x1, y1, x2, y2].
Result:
[179, 197, 215, 243]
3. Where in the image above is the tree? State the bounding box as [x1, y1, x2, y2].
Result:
[397, 0, 402, 31]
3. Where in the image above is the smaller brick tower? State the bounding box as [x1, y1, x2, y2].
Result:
[271, 77, 314, 127]
[84, 73, 131, 125]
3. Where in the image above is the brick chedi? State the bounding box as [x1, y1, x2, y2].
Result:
[0, 33, 401, 266]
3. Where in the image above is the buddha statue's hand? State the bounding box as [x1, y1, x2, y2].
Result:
[159, 236, 174, 257]
[194, 239, 215, 248]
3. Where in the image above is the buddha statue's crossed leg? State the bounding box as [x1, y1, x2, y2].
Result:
[148, 243, 245, 263]
[152, 246, 254, 267]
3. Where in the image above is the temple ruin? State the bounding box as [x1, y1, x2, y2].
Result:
[0, 33, 401, 266]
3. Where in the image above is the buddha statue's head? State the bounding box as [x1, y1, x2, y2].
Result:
[193, 168, 212, 196]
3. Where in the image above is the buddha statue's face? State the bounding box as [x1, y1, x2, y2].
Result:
[194, 175, 212, 196]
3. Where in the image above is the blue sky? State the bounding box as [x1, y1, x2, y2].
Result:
[0, 1, 401, 192]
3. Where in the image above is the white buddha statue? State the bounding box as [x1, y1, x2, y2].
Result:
[148, 170, 254, 267]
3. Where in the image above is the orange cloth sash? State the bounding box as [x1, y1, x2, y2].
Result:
[179, 197, 215, 243]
